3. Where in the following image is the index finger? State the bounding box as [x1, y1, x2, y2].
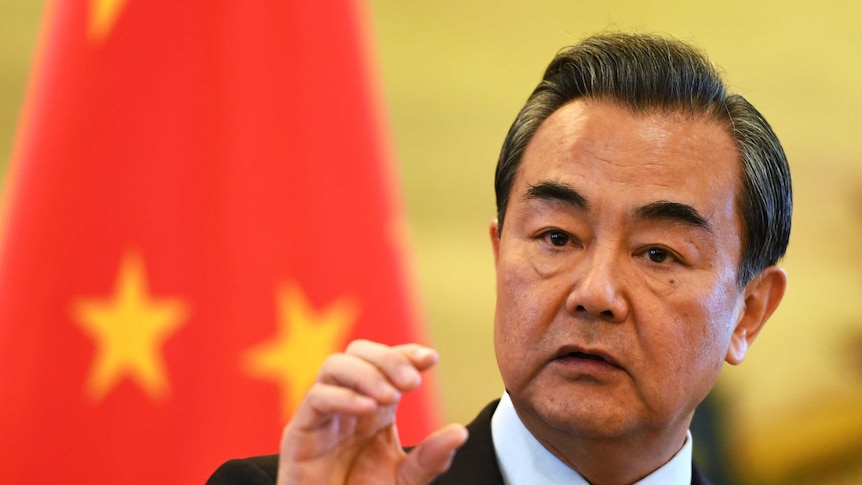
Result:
[341, 340, 439, 391]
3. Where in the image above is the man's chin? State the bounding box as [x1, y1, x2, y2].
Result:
[518, 392, 643, 441]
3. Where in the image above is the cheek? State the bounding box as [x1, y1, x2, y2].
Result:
[701, 284, 744, 351]
[663, 287, 740, 383]
[494, 266, 534, 353]
[494, 299, 530, 392]
[493, 251, 563, 384]
[496, 245, 556, 324]
[636, 307, 725, 417]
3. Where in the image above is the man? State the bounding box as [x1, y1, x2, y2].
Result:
[208, 32, 791, 485]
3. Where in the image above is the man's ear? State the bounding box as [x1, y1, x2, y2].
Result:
[489, 219, 500, 262]
[726, 265, 787, 365]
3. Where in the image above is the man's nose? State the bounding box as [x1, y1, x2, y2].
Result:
[564, 248, 628, 323]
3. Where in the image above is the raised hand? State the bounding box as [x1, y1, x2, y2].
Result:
[276, 340, 468, 485]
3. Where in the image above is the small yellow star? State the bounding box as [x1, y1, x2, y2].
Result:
[89, 0, 128, 41]
[244, 284, 358, 419]
[73, 251, 188, 401]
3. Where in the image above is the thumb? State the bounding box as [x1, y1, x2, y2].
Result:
[397, 424, 469, 485]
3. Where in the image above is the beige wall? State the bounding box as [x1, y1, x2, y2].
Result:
[3, 1, 861, 483]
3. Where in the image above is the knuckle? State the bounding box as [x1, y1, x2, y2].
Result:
[318, 352, 346, 375]
[345, 338, 372, 354]
[303, 382, 327, 406]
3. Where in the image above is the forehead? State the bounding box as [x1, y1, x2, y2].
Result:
[516, 99, 741, 223]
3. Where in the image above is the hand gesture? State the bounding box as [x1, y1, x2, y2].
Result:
[276, 340, 468, 485]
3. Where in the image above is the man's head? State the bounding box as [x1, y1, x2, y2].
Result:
[494, 33, 791, 287]
[488, 33, 790, 482]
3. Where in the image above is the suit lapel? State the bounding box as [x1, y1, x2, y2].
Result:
[691, 461, 713, 485]
[430, 400, 504, 485]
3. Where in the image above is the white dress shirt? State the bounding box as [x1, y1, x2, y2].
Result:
[491, 392, 693, 484]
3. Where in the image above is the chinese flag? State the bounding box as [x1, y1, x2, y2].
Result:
[0, 0, 438, 483]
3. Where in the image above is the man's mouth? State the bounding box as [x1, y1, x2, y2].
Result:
[570, 351, 608, 362]
[555, 347, 622, 369]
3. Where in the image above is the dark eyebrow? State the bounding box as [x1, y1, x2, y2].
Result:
[634, 201, 712, 232]
[524, 181, 590, 211]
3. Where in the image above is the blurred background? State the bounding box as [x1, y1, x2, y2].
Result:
[2, 1, 861, 483]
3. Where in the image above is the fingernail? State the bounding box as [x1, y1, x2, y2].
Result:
[415, 347, 437, 361]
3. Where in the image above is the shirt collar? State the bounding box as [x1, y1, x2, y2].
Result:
[490, 392, 693, 485]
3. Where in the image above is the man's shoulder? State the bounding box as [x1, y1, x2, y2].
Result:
[691, 461, 713, 485]
[206, 454, 279, 485]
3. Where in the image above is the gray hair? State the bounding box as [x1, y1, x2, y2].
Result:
[494, 33, 792, 286]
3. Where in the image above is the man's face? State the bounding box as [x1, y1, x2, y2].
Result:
[492, 99, 752, 448]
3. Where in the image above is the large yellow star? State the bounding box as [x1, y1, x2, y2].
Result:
[89, 0, 128, 42]
[244, 284, 358, 419]
[73, 251, 188, 401]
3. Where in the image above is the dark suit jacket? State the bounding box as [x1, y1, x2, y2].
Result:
[206, 400, 712, 485]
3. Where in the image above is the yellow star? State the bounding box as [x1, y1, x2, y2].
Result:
[244, 284, 358, 419]
[73, 251, 188, 401]
[89, 0, 129, 42]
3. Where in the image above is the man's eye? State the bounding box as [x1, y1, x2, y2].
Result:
[647, 247, 670, 263]
[544, 231, 570, 247]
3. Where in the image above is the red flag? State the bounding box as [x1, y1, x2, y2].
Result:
[0, 0, 439, 483]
